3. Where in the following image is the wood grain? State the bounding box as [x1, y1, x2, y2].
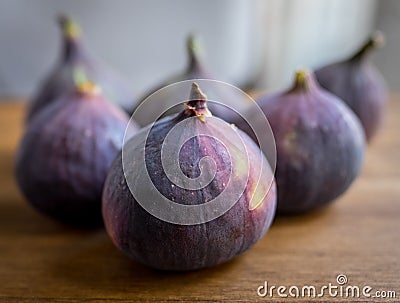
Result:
[0, 98, 399, 302]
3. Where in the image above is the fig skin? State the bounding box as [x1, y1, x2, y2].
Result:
[315, 32, 387, 142]
[102, 83, 276, 270]
[132, 35, 243, 126]
[26, 15, 133, 122]
[16, 82, 132, 227]
[235, 71, 365, 214]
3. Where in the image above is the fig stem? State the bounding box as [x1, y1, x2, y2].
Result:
[73, 68, 101, 97]
[187, 34, 203, 71]
[76, 81, 101, 97]
[73, 68, 88, 87]
[184, 82, 212, 121]
[351, 31, 385, 61]
[58, 15, 81, 39]
[293, 69, 310, 90]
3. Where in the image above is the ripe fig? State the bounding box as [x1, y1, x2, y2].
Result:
[235, 70, 365, 214]
[27, 15, 133, 122]
[16, 81, 133, 227]
[102, 83, 276, 270]
[132, 35, 247, 126]
[315, 32, 387, 142]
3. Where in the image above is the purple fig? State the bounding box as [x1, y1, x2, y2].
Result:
[132, 35, 247, 126]
[102, 83, 276, 270]
[315, 32, 387, 142]
[16, 81, 133, 227]
[235, 70, 365, 214]
[26, 15, 134, 122]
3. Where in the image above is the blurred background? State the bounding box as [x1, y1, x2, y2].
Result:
[0, 0, 398, 100]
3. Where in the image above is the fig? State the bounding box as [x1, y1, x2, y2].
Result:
[102, 83, 276, 270]
[132, 35, 246, 126]
[16, 80, 133, 227]
[27, 15, 133, 122]
[235, 70, 365, 214]
[315, 32, 387, 142]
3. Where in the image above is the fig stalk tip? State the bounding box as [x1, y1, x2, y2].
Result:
[73, 68, 100, 97]
[185, 82, 212, 120]
[58, 14, 81, 39]
[370, 31, 385, 48]
[187, 34, 200, 55]
[187, 34, 203, 71]
[293, 69, 311, 90]
[352, 30, 385, 61]
[190, 82, 207, 101]
[77, 82, 101, 97]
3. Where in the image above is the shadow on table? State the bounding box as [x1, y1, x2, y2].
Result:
[46, 205, 338, 296]
[271, 204, 337, 228]
[0, 187, 105, 237]
[48, 231, 242, 296]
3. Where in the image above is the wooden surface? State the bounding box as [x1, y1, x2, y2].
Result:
[0, 98, 399, 303]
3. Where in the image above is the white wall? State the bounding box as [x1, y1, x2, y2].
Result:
[258, 0, 378, 91]
[0, 0, 397, 100]
[0, 0, 262, 98]
[374, 0, 400, 91]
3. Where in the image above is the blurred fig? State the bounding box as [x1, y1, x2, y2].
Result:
[235, 70, 365, 214]
[27, 15, 134, 122]
[132, 35, 248, 126]
[315, 31, 387, 142]
[103, 83, 276, 270]
[16, 81, 133, 227]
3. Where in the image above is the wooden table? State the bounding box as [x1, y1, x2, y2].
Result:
[0, 98, 399, 303]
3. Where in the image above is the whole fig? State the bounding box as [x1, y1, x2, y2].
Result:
[235, 70, 365, 214]
[102, 83, 276, 270]
[315, 32, 387, 142]
[132, 35, 247, 126]
[27, 15, 133, 122]
[16, 81, 132, 227]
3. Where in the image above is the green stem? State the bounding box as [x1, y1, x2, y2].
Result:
[73, 68, 100, 97]
[291, 69, 312, 91]
[351, 31, 385, 61]
[186, 34, 203, 71]
[58, 14, 81, 40]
